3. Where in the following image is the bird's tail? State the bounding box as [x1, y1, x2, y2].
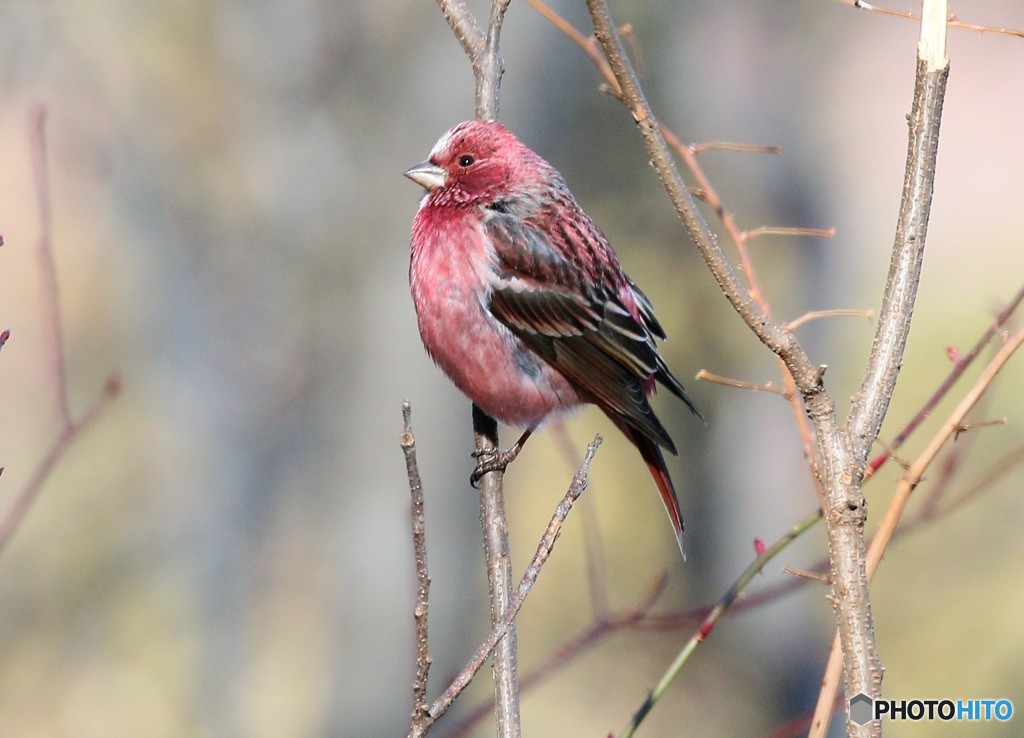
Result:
[620, 425, 686, 561]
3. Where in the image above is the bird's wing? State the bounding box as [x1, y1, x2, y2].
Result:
[484, 208, 688, 450]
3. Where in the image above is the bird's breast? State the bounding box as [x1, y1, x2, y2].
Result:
[409, 207, 583, 427]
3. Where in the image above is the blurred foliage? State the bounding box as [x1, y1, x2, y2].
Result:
[0, 0, 1022, 736]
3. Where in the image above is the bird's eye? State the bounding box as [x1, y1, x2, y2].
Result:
[458, 155, 476, 167]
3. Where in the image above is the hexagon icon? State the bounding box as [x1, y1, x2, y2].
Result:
[849, 693, 873, 725]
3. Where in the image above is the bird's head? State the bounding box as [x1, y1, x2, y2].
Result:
[404, 120, 542, 207]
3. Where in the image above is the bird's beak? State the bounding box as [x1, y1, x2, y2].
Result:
[404, 161, 447, 191]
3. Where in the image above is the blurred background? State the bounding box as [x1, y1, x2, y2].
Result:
[0, 0, 1022, 736]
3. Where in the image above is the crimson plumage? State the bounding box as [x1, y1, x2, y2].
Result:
[405, 120, 700, 557]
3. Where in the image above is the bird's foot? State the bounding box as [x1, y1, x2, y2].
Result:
[469, 429, 533, 487]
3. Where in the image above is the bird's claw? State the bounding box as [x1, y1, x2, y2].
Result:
[470, 446, 522, 487]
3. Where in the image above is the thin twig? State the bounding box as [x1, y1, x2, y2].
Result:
[0, 378, 120, 555]
[28, 105, 71, 428]
[785, 309, 873, 332]
[782, 567, 830, 584]
[691, 141, 782, 155]
[412, 437, 601, 737]
[926, 443, 1024, 519]
[550, 424, 610, 617]
[695, 369, 789, 396]
[841, 0, 1024, 40]
[742, 226, 837, 241]
[442, 572, 666, 738]
[403, 402, 433, 737]
[582, 0, 815, 374]
[521, 418, 1020, 738]
[0, 108, 120, 555]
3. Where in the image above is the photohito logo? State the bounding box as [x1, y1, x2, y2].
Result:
[849, 693, 1014, 725]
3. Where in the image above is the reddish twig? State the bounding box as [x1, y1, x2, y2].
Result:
[0, 378, 120, 555]
[0, 106, 120, 555]
[866, 280, 1024, 476]
[28, 105, 71, 427]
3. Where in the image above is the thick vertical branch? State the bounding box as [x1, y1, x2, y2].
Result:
[811, 3, 948, 736]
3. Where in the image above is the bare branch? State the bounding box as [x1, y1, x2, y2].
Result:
[0, 378, 120, 555]
[846, 17, 948, 460]
[435, 0, 484, 60]
[695, 369, 789, 397]
[403, 402, 433, 738]
[471, 406, 521, 738]
[785, 309, 873, 332]
[742, 226, 837, 241]
[0, 108, 121, 556]
[782, 567, 831, 584]
[433, 0, 509, 120]
[476, 0, 512, 120]
[28, 104, 71, 427]
[691, 141, 782, 156]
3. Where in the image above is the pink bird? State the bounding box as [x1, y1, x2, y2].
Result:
[404, 120, 701, 557]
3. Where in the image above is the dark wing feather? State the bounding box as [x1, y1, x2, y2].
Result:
[484, 208, 696, 450]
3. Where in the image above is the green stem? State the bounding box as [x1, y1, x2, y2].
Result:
[620, 509, 823, 738]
